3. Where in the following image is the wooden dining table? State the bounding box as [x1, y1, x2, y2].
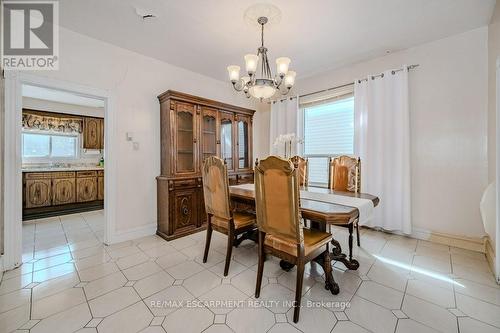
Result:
[229, 184, 380, 271]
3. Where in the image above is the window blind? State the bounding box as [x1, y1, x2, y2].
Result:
[301, 94, 355, 186]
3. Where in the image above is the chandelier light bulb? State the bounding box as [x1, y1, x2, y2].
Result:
[284, 70, 296, 87]
[276, 57, 291, 76]
[227, 65, 240, 82]
[244, 54, 259, 74]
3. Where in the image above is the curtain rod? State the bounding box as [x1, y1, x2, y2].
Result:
[269, 64, 419, 104]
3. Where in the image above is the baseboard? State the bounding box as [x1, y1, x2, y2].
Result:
[484, 235, 496, 275]
[107, 223, 156, 244]
[392, 227, 486, 253]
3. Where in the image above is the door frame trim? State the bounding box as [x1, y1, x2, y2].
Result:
[496, 56, 500, 283]
[3, 72, 117, 270]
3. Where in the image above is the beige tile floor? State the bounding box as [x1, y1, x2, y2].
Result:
[1, 210, 499, 333]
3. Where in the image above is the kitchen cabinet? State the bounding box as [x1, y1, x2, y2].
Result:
[23, 169, 104, 220]
[98, 170, 104, 201]
[52, 172, 76, 205]
[76, 171, 98, 202]
[83, 117, 104, 150]
[25, 173, 52, 208]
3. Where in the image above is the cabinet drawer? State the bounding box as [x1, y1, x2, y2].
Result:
[97, 170, 104, 177]
[24, 172, 52, 180]
[51, 171, 75, 179]
[169, 178, 199, 190]
[77, 171, 98, 178]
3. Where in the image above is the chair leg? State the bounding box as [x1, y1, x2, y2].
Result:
[223, 226, 234, 277]
[255, 231, 265, 298]
[356, 223, 361, 247]
[293, 261, 305, 323]
[203, 216, 213, 263]
[348, 223, 354, 261]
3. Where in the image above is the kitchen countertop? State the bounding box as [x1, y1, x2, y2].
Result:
[22, 166, 104, 172]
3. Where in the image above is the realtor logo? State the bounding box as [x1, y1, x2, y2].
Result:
[1, 1, 59, 70]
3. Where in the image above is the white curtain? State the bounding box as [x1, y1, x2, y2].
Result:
[354, 66, 411, 234]
[269, 97, 301, 156]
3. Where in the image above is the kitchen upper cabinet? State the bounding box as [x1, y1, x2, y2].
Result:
[25, 175, 52, 208]
[83, 117, 104, 150]
[52, 172, 76, 205]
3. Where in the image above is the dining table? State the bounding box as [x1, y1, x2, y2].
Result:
[229, 184, 380, 273]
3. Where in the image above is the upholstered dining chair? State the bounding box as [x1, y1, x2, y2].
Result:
[202, 156, 257, 276]
[290, 155, 308, 187]
[328, 155, 362, 246]
[254, 156, 336, 323]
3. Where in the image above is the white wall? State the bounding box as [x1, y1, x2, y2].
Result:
[27, 27, 253, 234]
[255, 27, 489, 239]
[22, 97, 104, 118]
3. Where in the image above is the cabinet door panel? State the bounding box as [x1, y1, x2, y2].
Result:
[52, 178, 76, 205]
[99, 118, 104, 149]
[236, 114, 252, 170]
[84, 117, 101, 149]
[76, 177, 98, 202]
[201, 107, 218, 165]
[173, 102, 198, 175]
[25, 179, 52, 208]
[219, 112, 235, 171]
[98, 176, 104, 201]
[170, 188, 198, 233]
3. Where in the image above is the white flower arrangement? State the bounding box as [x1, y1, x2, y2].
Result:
[273, 133, 303, 158]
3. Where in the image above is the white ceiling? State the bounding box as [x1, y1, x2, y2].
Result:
[22, 85, 105, 108]
[58, 0, 496, 81]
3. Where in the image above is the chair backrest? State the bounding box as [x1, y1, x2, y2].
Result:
[328, 156, 361, 193]
[290, 156, 308, 187]
[202, 156, 231, 220]
[254, 156, 303, 244]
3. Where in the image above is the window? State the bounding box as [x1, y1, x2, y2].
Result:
[302, 96, 354, 186]
[22, 132, 78, 159]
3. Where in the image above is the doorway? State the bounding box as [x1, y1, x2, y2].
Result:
[3, 72, 116, 271]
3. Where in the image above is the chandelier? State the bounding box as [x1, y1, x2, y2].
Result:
[227, 16, 296, 100]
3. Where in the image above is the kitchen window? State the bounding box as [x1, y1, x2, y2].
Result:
[22, 132, 79, 159]
[302, 95, 354, 187]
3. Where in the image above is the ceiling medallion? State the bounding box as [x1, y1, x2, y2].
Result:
[227, 6, 296, 100]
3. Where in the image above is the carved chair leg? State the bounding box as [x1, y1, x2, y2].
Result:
[356, 223, 360, 247]
[203, 218, 213, 263]
[255, 231, 265, 298]
[348, 223, 354, 261]
[293, 261, 305, 323]
[224, 225, 235, 277]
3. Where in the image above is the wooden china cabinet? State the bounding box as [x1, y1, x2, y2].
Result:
[156, 90, 255, 240]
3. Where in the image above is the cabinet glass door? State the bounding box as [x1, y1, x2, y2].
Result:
[176, 110, 195, 172]
[202, 109, 217, 164]
[220, 113, 234, 171]
[237, 118, 249, 169]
